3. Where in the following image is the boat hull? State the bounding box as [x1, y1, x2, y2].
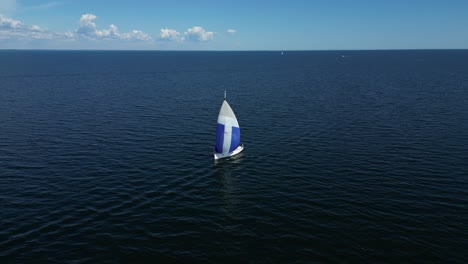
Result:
[214, 144, 244, 160]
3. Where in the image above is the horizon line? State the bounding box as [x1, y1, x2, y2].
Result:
[1, 48, 467, 52]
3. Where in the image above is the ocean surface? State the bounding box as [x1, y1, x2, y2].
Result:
[1, 50, 468, 263]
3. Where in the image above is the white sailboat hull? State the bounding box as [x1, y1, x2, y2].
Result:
[214, 144, 244, 160]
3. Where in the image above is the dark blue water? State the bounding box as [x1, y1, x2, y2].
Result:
[1, 50, 468, 263]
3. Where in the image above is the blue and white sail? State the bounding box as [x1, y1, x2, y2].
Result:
[214, 94, 243, 159]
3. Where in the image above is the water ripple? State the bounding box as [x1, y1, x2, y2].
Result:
[1, 51, 468, 262]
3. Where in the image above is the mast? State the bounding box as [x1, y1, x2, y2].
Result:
[224, 90, 226, 100]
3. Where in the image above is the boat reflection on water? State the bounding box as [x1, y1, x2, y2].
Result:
[214, 154, 244, 219]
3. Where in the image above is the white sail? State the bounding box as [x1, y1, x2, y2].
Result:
[214, 94, 243, 159]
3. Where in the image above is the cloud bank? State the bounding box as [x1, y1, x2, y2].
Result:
[0, 13, 229, 47]
[0, 14, 69, 40]
[76, 14, 150, 41]
[0, 13, 151, 42]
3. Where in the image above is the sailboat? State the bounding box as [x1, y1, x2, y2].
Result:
[214, 92, 244, 160]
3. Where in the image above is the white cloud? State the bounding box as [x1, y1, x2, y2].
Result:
[63, 31, 74, 39]
[76, 13, 151, 41]
[0, 14, 68, 40]
[122, 30, 151, 41]
[77, 13, 106, 38]
[159, 28, 180, 41]
[227, 29, 236, 35]
[0, 15, 21, 29]
[184, 26, 213, 42]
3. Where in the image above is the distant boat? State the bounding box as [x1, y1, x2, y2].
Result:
[214, 91, 244, 160]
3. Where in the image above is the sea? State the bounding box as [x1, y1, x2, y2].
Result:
[1, 50, 468, 263]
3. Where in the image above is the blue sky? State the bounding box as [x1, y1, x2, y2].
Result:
[1, 0, 467, 50]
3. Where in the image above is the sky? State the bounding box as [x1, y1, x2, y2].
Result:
[0, 0, 467, 50]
